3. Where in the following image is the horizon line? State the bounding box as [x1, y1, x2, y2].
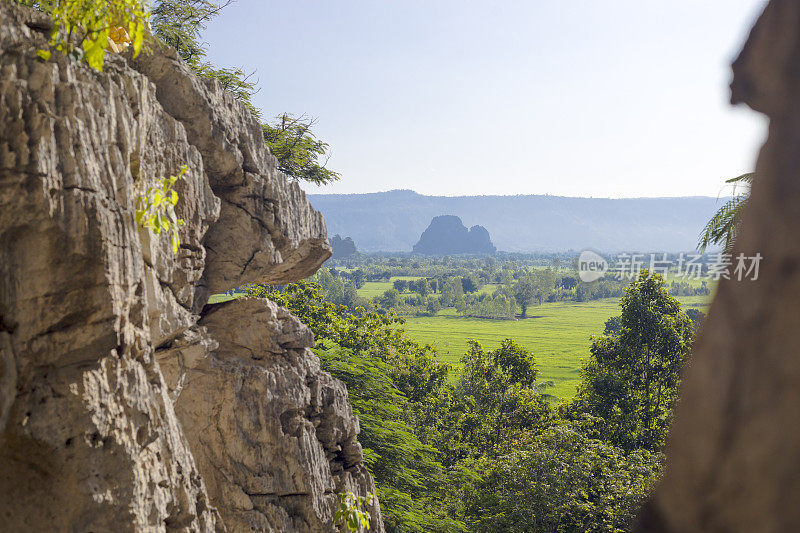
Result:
[307, 188, 730, 201]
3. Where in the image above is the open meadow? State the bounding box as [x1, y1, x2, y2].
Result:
[401, 294, 710, 398]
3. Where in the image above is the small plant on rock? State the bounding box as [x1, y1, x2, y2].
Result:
[334, 491, 373, 533]
[135, 165, 187, 254]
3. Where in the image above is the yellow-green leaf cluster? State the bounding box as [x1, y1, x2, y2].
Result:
[25, 0, 149, 71]
[334, 492, 373, 533]
[135, 165, 187, 254]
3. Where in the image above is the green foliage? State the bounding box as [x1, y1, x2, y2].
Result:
[335, 492, 374, 533]
[150, 0, 225, 67]
[438, 340, 555, 459]
[311, 268, 368, 311]
[467, 421, 662, 533]
[698, 172, 753, 252]
[241, 260, 699, 531]
[135, 165, 187, 253]
[19, 0, 148, 71]
[574, 272, 693, 451]
[263, 113, 340, 185]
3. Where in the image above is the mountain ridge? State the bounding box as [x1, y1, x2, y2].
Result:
[309, 190, 727, 253]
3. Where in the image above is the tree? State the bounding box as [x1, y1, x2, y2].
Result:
[349, 269, 366, 289]
[262, 113, 340, 185]
[426, 296, 442, 315]
[441, 277, 464, 307]
[378, 288, 400, 309]
[561, 275, 578, 290]
[460, 276, 478, 294]
[393, 279, 408, 293]
[450, 340, 554, 456]
[698, 172, 753, 252]
[413, 278, 431, 297]
[574, 271, 693, 451]
[512, 277, 536, 318]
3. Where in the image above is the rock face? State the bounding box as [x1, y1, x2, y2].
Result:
[412, 214, 496, 255]
[158, 299, 381, 532]
[130, 50, 330, 300]
[0, 3, 379, 531]
[636, 1, 800, 532]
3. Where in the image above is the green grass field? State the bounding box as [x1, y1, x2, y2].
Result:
[400, 295, 710, 399]
[208, 293, 241, 304]
[214, 274, 711, 399]
[357, 276, 425, 299]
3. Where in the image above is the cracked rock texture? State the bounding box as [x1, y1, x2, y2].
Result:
[0, 3, 373, 532]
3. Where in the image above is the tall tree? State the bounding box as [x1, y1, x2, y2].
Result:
[574, 271, 693, 452]
[512, 276, 536, 318]
[512, 269, 556, 317]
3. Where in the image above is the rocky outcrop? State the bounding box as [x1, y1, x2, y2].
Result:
[130, 48, 330, 301]
[636, 1, 800, 532]
[330, 234, 357, 259]
[157, 299, 381, 532]
[0, 2, 377, 531]
[413, 214, 496, 255]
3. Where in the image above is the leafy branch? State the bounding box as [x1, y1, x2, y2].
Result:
[19, 0, 149, 71]
[263, 113, 341, 185]
[135, 165, 187, 253]
[698, 172, 753, 253]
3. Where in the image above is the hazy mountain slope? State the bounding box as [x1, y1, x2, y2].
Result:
[309, 190, 726, 252]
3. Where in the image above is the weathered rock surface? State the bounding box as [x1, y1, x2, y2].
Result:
[636, 1, 800, 531]
[131, 48, 331, 300]
[158, 299, 383, 532]
[0, 2, 373, 531]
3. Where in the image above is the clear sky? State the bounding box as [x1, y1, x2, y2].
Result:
[202, 0, 768, 198]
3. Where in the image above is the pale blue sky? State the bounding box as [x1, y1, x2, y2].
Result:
[203, 0, 768, 198]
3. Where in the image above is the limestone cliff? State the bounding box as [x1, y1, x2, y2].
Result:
[0, 3, 381, 531]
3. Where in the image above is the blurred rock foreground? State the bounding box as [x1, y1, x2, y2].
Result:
[637, 0, 800, 531]
[0, 2, 382, 531]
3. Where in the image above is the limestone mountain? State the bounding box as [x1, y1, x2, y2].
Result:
[413, 215, 496, 255]
[330, 234, 357, 259]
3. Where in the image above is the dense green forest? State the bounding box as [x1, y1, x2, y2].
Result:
[247, 271, 694, 531]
